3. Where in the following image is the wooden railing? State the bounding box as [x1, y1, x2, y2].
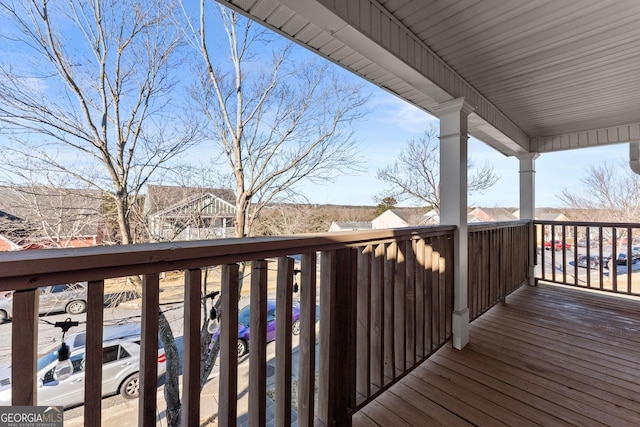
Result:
[468, 220, 530, 320]
[535, 220, 640, 296]
[0, 226, 456, 426]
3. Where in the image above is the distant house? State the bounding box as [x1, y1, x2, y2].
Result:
[371, 208, 433, 229]
[512, 208, 569, 222]
[144, 185, 236, 242]
[0, 186, 104, 251]
[328, 221, 372, 232]
[467, 207, 518, 223]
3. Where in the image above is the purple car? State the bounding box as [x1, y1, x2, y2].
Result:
[219, 300, 301, 357]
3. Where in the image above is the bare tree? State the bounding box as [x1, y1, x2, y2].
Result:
[0, 0, 198, 244]
[376, 125, 499, 212]
[154, 5, 370, 424]
[0, 185, 104, 248]
[559, 162, 640, 222]
[189, 4, 368, 238]
[559, 161, 640, 248]
[252, 203, 332, 235]
[0, 0, 198, 423]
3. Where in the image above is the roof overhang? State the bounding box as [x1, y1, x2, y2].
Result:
[218, 0, 640, 156]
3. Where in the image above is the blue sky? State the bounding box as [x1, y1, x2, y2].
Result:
[0, 3, 628, 210]
[298, 82, 629, 209]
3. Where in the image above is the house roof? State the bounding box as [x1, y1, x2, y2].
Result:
[222, 1, 640, 157]
[330, 221, 372, 231]
[145, 185, 235, 216]
[0, 186, 103, 240]
[468, 207, 518, 222]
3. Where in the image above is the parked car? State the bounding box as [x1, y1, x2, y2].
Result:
[615, 253, 637, 265]
[0, 323, 166, 408]
[577, 239, 599, 248]
[544, 240, 571, 251]
[0, 283, 87, 323]
[577, 255, 601, 269]
[215, 300, 301, 357]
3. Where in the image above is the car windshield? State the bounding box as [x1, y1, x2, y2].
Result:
[238, 306, 251, 326]
[237, 302, 279, 326]
[37, 347, 61, 372]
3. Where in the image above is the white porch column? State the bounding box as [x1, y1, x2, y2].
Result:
[433, 98, 475, 350]
[518, 153, 539, 286]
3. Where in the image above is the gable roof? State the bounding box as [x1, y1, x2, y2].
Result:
[468, 207, 518, 223]
[328, 221, 372, 232]
[145, 185, 235, 216]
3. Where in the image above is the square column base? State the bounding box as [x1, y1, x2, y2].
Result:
[452, 307, 469, 350]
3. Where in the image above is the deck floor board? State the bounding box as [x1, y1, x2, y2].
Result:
[353, 283, 640, 426]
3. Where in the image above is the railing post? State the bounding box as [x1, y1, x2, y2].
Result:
[140, 273, 160, 427]
[317, 248, 356, 426]
[84, 280, 105, 427]
[248, 260, 268, 427]
[11, 288, 38, 406]
[219, 264, 239, 427]
[182, 268, 202, 427]
[275, 257, 294, 426]
[298, 253, 317, 427]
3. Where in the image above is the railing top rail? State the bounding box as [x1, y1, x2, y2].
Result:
[0, 225, 456, 290]
[468, 219, 530, 232]
[534, 220, 640, 228]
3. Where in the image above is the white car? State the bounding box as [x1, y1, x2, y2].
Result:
[0, 283, 88, 323]
[0, 323, 166, 408]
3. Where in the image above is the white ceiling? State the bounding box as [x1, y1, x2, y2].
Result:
[218, 0, 640, 156]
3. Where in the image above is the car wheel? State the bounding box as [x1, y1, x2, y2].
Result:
[120, 373, 140, 399]
[66, 300, 87, 315]
[237, 339, 248, 357]
[292, 320, 301, 336]
[0, 310, 7, 324]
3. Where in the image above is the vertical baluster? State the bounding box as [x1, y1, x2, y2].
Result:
[248, 260, 268, 427]
[370, 244, 384, 389]
[627, 226, 633, 293]
[415, 238, 425, 358]
[334, 248, 356, 425]
[431, 243, 441, 349]
[317, 250, 336, 426]
[275, 257, 294, 426]
[393, 241, 406, 375]
[140, 273, 159, 427]
[182, 268, 202, 427]
[84, 279, 104, 427]
[219, 264, 239, 427]
[446, 233, 454, 338]
[405, 239, 416, 366]
[612, 228, 618, 292]
[298, 253, 317, 427]
[356, 246, 371, 401]
[383, 243, 395, 383]
[11, 288, 38, 406]
[424, 241, 434, 353]
[598, 226, 605, 289]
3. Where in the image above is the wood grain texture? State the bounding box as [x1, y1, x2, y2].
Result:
[355, 283, 640, 426]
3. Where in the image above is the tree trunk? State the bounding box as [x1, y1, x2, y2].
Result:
[159, 311, 182, 426]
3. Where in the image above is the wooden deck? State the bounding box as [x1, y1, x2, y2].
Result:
[353, 283, 640, 426]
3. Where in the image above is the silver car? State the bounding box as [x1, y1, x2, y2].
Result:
[0, 323, 167, 408]
[0, 282, 87, 323]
